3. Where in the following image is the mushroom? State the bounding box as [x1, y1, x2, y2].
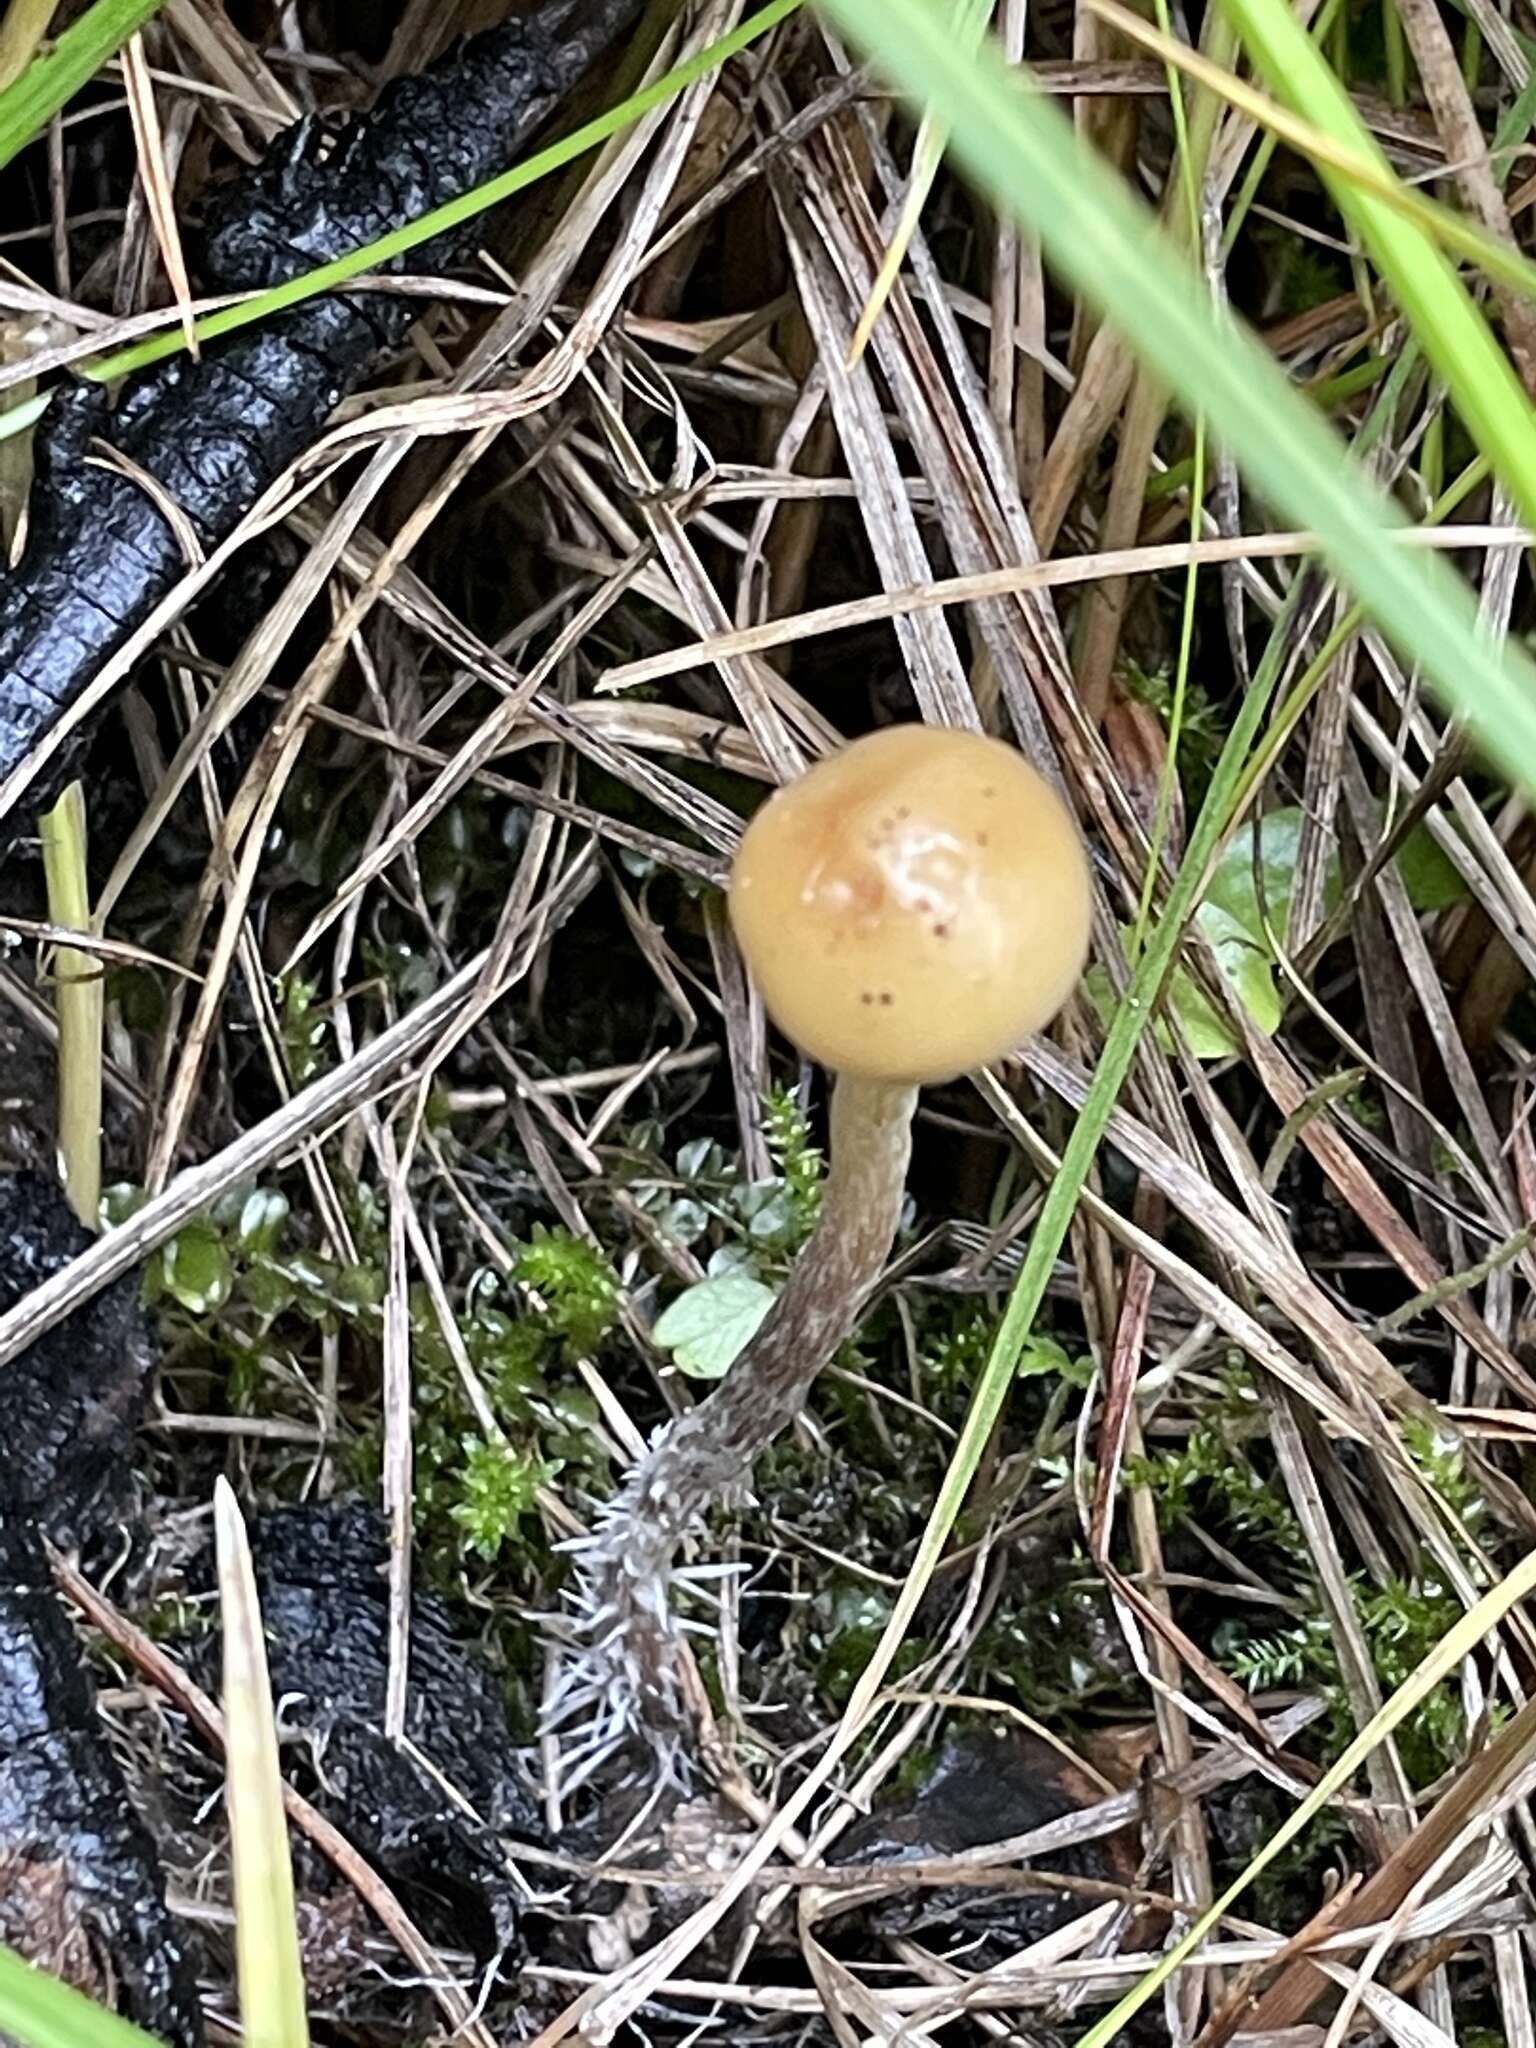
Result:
[560, 724, 1091, 1749]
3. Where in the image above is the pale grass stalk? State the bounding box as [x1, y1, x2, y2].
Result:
[38, 781, 101, 1229]
[597, 524, 1533, 690]
[846, 0, 994, 368]
[0, 0, 54, 95]
[119, 31, 197, 353]
[215, 1478, 310, 2048]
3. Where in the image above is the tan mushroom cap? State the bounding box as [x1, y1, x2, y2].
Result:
[728, 725, 1091, 1084]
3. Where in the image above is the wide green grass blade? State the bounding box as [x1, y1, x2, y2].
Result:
[1218, 0, 1536, 530]
[0, 0, 163, 171]
[0, 1946, 162, 2048]
[814, 0, 1536, 796]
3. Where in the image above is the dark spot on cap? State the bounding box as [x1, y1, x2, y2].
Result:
[878, 992, 893, 1006]
[934, 922, 950, 938]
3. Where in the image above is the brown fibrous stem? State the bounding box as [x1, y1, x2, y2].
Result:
[560, 1075, 917, 1750]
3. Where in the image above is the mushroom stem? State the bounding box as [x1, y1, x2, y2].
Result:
[572, 1075, 917, 1734]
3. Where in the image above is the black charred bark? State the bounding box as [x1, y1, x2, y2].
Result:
[0, 1174, 203, 2046]
[191, 1501, 543, 1957]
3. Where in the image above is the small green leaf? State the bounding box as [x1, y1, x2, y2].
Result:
[1397, 824, 1468, 912]
[653, 1275, 778, 1380]
[658, 1196, 710, 1247]
[737, 1181, 799, 1245]
[1085, 956, 1240, 1060]
[1015, 1335, 1095, 1387]
[1202, 806, 1337, 954]
[1164, 961, 1242, 1059]
[242, 1262, 297, 1320]
[162, 1224, 233, 1315]
[1092, 809, 1353, 1057]
[1186, 807, 1341, 1047]
[1198, 905, 1282, 1037]
[102, 1182, 146, 1227]
[238, 1189, 290, 1254]
[675, 1136, 722, 1179]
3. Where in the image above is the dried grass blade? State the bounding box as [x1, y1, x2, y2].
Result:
[1245, 1687, 1536, 2029]
[120, 31, 197, 355]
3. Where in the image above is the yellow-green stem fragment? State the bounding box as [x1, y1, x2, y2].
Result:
[38, 780, 101, 1230]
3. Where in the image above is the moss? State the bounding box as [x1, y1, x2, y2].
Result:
[450, 1437, 561, 1558]
[513, 1224, 621, 1356]
[124, 1175, 623, 1594]
[761, 1084, 824, 1244]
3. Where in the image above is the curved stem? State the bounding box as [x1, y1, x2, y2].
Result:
[569, 1075, 917, 1736]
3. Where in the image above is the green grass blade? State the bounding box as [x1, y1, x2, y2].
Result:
[0, 1945, 163, 2048]
[1104, 0, 1536, 317]
[847, 0, 992, 367]
[215, 1479, 309, 2048]
[0, 0, 164, 171]
[1216, 0, 1536, 530]
[814, 0, 1536, 797]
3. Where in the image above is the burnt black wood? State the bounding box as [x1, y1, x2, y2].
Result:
[0, 1172, 203, 2045]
